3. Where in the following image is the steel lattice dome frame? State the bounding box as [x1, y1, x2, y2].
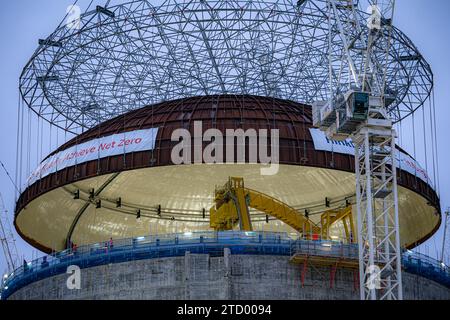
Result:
[19, 0, 433, 134]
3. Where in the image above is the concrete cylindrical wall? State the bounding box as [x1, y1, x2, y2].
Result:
[8, 253, 450, 300]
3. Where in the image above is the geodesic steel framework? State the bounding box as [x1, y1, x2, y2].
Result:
[19, 0, 433, 134]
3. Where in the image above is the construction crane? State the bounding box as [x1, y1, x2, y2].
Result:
[313, 0, 402, 300]
[0, 192, 20, 274]
[209, 177, 355, 244]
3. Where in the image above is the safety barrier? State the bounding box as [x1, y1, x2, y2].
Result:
[1, 231, 449, 300]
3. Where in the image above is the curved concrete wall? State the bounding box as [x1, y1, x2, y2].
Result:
[9, 252, 450, 300]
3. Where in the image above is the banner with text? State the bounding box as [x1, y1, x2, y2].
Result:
[309, 128, 433, 189]
[27, 128, 159, 186]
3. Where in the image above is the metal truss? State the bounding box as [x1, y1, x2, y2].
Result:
[327, 0, 396, 96]
[325, 0, 403, 300]
[354, 127, 402, 300]
[19, 0, 433, 134]
[0, 193, 19, 273]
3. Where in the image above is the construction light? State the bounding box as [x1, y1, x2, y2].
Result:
[36, 75, 59, 82]
[399, 54, 421, 61]
[96, 6, 115, 18]
[38, 39, 62, 47]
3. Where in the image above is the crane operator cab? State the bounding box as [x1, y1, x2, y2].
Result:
[336, 91, 369, 135]
[313, 90, 394, 141]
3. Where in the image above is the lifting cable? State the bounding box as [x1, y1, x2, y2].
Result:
[14, 90, 22, 199]
[26, 107, 31, 187]
[55, 121, 59, 181]
[412, 110, 418, 185]
[39, 116, 44, 182]
[421, 103, 429, 187]
[397, 118, 403, 181]
[429, 89, 437, 194]
[35, 113, 39, 180]
[432, 88, 440, 196]
[122, 87, 126, 168]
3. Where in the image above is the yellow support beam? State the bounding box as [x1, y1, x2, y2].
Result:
[210, 177, 356, 243]
[320, 205, 355, 243]
[209, 177, 320, 236]
[245, 188, 320, 235]
[210, 202, 238, 230]
[232, 177, 253, 231]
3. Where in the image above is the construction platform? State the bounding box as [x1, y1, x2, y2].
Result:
[1, 232, 449, 300]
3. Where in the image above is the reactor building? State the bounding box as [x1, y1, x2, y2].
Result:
[1, 0, 449, 300]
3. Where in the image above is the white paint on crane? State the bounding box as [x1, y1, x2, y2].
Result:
[309, 128, 432, 188]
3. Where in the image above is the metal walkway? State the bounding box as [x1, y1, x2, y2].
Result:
[1, 231, 449, 300]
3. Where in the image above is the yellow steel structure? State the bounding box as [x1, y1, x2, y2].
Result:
[210, 177, 321, 236]
[210, 177, 356, 242]
[320, 205, 355, 243]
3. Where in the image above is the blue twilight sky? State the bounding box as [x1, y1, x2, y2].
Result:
[0, 0, 449, 273]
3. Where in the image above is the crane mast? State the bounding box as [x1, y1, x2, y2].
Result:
[0, 193, 19, 274]
[314, 0, 402, 300]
